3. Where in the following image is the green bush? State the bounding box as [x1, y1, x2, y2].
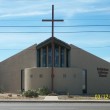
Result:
[0, 87, 4, 93]
[23, 90, 38, 97]
[17, 89, 24, 94]
[37, 87, 50, 95]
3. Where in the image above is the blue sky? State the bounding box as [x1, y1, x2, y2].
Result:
[0, 0, 110, 62]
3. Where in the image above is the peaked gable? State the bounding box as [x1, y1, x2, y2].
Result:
[36, 37, 71, 50]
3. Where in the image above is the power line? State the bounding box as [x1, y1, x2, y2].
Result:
[65, 19, 110, 20]
[0, 46, 110, 50]
[55, 31, 110, 33]
[0, 25, 110, 27]
[0, 32, 50, 33]
[85, 46, 110, 48]
[0, 31, 110, 33]
[0, 26, 51, 27]
[0, 20, 41, 21]
[1, 19, 110, 21]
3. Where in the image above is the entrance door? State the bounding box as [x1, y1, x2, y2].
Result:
[82, 69, 87, 94]
[21, 69, 24, 91]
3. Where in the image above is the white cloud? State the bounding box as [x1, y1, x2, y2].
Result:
[77, 0, 98, 3]
[0, 11, 50, 18]
[72, 38, 110, 47]
[0, 0, 109, 18]
[0, 1, 52, 18]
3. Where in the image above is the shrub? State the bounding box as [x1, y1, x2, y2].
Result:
[0, 88, 4, 93]
[22, 90, 38, 97]
[17, 89, 24, 94]
[37, 87, 50, 95]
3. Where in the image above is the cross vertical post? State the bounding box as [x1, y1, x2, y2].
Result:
[42, 5, 64, 92]
[52, 5, 54, 92]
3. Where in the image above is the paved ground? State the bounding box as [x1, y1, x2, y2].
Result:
[0, 94, 110, 103]
[0, 103, 110, 110]
[44, 96, 58, 101]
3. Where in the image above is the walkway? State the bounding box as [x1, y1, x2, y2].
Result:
[44, 96, 58, 101]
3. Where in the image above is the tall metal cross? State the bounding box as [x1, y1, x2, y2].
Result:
[42, 5, 64, 92]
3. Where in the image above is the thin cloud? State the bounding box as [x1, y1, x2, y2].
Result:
[77, 0, 99, 3]
[74, 39, 110, 46]
[0, 11, 50, 18]
[0, 0, 109, 18]
[0, 1, 51, 18]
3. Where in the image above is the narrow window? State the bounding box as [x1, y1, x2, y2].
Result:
[48, 45, 52, 67]
[55, 45, 59, 67]
[42, 47, 47, 67]
[61, 47, 65, 67]
[66, 49, 69, 67]
[37, 49, 41, 67]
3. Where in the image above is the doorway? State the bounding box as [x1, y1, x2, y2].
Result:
[21, 69, 24, 91]
[82, 69, 87, 94]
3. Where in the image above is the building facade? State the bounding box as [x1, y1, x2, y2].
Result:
[0, 37, 110, 94]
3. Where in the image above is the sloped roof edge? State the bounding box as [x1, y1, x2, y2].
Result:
[37, 37, 71, 49]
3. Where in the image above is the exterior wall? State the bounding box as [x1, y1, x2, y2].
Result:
[0, 44, 37, 93]
[24, 67, 83, 95]
[70, 44, 110, 94]
[24, 67, 51, 91]
[0, 38, 110, 95]
[54, 68, 83, 94]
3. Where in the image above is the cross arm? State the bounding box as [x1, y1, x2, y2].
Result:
[42, 19, 64, 22]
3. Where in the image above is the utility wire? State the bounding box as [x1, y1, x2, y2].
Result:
[0, 25, 110, 27]
[0, 31, 110, 33]
[1, 19, 110, 21]
[0, 26, 51, 27]
[0, 46, 110, 50]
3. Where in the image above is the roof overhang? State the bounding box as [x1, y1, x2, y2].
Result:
[36, 37, 71, 50]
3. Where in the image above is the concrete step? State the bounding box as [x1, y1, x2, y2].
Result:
[44, 96, 58, 101]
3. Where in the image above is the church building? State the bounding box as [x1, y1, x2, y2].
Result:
[0, 37, 110, 95]
[0, 5, 110, 95]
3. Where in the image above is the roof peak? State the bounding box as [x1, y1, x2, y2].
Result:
[37, 37, 71, 49]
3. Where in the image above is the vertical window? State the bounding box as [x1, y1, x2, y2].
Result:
[37, 49, 41, 67]
[37, 44, 70, 67]
[66, 49, 69, 67]
[61, 47, 65, 67]
[42, 47, 47, 67]
[48, 46, 52, 67]
[55, 45, 59, 67]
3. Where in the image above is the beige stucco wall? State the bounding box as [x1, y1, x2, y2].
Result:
[24, 67, 83, 95]
[0, 41, 110, 95]
[54, 68, 83, 94]
[0, 44, 37, 93]
[70, 44, 110, 94]
[24, 67, 51, 91]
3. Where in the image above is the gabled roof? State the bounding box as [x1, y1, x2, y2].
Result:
[36, 37, 71, 49]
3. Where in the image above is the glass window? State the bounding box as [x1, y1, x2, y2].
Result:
[37, 44, 69, 67]
[61, 47, 65, 67]
[66, 49, 69, 67]
[37, 49, 40, 67]
[55, 45, 59, 67]
[48, 46, 52, 67]
[42, 47, 47, 67]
